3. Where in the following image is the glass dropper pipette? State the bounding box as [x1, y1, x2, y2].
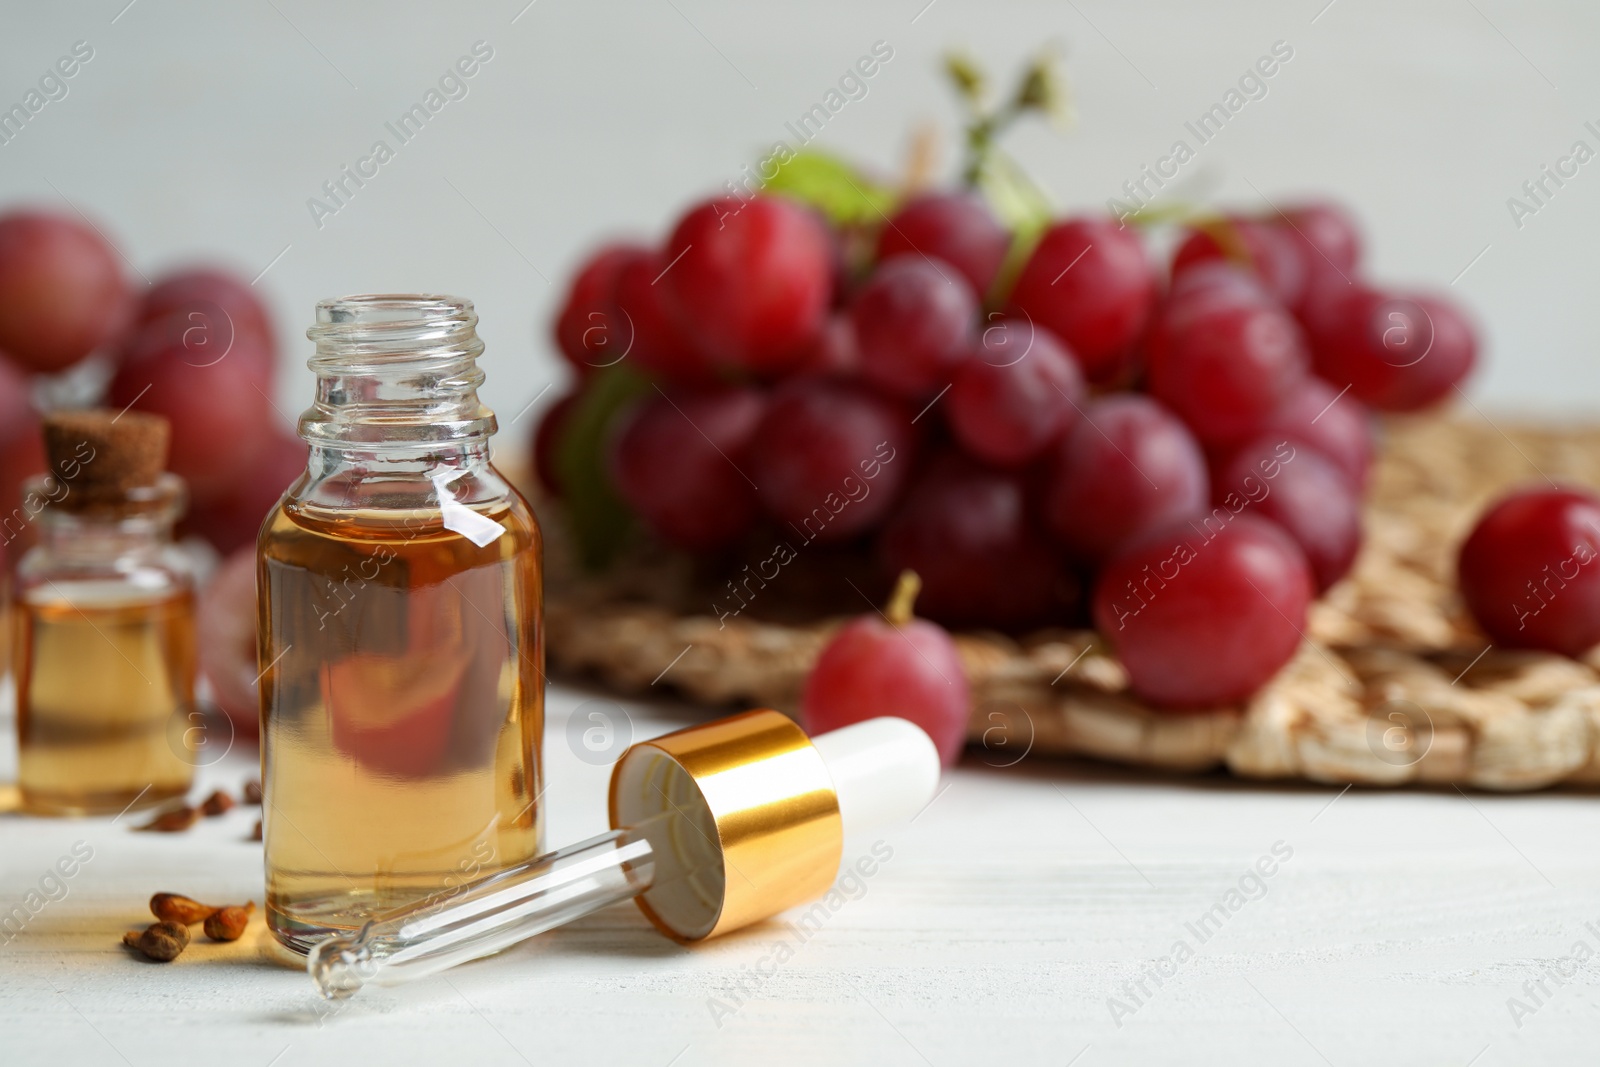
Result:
[307, 712, 939, 999]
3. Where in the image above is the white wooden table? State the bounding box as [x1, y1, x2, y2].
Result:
[3, 682, 1597, 1066]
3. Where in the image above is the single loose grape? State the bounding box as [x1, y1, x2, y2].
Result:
[1458, 487, 1600, 657]
[802, 571, 971, 767]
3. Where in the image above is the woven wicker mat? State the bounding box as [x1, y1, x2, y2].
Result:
[542, 414, 1600, 791]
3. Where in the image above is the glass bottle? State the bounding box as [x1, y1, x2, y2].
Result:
[258, 294, 544, 954]
[14, 411, 197, 815]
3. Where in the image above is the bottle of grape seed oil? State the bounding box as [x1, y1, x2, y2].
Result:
[258, 295, 544, 954]
[14, 411, 196, 815]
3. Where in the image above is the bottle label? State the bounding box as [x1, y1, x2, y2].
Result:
[430, 469, 505, 547]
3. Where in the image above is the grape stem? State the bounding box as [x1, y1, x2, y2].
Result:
[961, 104, 1024, 187]
[1193, 215, 1252, 263]
[944, 51, 1069, 189]
[886, 570, 922, 628]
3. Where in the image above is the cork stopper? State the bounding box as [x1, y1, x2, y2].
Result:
[41, 409, 171, 513]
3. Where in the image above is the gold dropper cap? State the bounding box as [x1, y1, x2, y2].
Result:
[607, 710, 844, 942]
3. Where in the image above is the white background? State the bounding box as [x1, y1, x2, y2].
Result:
[2, 0, 1597, 432]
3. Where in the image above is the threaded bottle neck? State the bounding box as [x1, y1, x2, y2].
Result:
[300, 294, 496, 450]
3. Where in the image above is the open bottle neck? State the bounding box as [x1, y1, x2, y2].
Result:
[299, 294, 497, 453]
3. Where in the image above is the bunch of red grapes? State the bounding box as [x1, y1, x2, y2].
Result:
[0, 208, 305, 556]
[543, 189, 1481, 711]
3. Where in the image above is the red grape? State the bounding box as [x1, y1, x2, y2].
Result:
[1257, 375, 1374, 490]
[138, 266, 275, 381]
[127, 307, 273, 393]
[1274, 201, 1361, 279]
[0, 423, 46, 550]
[820, 222, 853, 308]
[1214, 437, 1363, 591]
[197, 547, 261, 740]
[1007, 217, 1156, 384]
[141, 266, 272, 334]
[1147, 297, 1309, 447]
[850, 256, 976, 400]
[107, 320, 275, 498]
[614, 251, 715, 382]
[181, 429, 307, 554]
[746, 380, 914, 544]
[875, 192, 1010, 299]
[1172, 216, 1306, 309]
[0, 355, 44, 551]
[552, 242, 642, 376]
[531, 391, 579, 498]
[0, 210, 130, 373]
[1041, 394, 1209, 564]
[1290, 201, 1363, 337]
[1310, 287, 1477, 411]
[789, 314, 859, 380]
[802, 572, 970, 766]
[946, 319, 1084, 467]
[1165, 259, 1272, 308]
[1458, 487, 1600, 657]
[1093, 514, 1314, 708]
[661, 195, 832, 374]
[1145, 261, 1272, 372]
[0, 351, 35, 428]
[879, 452, 1071, 629]
[608, 385, 765, 552]
[1290, 285, 1359, 351]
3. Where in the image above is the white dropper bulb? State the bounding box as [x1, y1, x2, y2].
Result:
[810, 717, 941, 843]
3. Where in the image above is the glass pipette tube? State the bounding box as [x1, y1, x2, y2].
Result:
[308, 814, 677, 999]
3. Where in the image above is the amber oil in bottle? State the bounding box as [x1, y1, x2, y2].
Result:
[258, 295, 544, 953]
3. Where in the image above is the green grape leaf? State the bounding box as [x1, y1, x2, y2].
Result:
[551, 366, 651, 570]
[762, 149, 897, 226]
